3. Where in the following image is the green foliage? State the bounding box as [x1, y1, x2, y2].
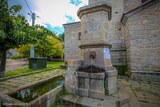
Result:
[4, 61, 65, 77]
[9, 4, 22, 15]
[58, 33, 64, 42]
[0, 0, 58, 73]
[0, 29, 6, 41]
[17, 37, 64, 58]
[16, 44, 30, 57]
[0, 0, 51, 50]
[11, 55, 21, 60]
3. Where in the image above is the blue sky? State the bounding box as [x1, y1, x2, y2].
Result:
[9, 0, 88, 35]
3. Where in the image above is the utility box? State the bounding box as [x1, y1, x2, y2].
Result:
[29, 57, 47, 69]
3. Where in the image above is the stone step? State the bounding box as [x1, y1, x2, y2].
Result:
[61, 93, 130, 107]
[61, 95, 129, 107]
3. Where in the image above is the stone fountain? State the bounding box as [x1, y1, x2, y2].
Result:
[65, 0, 117, 100]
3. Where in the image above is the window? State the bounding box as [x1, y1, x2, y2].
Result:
[78, 32, 81, 40]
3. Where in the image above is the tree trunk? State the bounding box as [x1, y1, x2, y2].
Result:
[0, 48, 7, 77]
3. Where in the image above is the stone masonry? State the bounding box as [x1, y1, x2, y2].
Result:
[64, 22, 81, 61]
[63, 0, 160, 82]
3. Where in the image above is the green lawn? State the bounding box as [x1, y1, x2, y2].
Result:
[4, 61, 65, 77]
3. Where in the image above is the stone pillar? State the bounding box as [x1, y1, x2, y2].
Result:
[78, 1, 117, 95]
[78, 1, 112, 68]
[30, 45, 34, 58]
[65, 60, 82, 94]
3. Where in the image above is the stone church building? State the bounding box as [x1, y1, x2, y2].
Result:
[63, 0, 160, 82]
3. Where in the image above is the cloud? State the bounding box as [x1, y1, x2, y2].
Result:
[45, 24, 64, 35]
[9, 0, 89, 33]
[52, 26, 64, 35]
[65, 15, 75, 23]
[70, 0, 82, 6]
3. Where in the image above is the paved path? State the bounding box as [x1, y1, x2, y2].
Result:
[0, 69, 65, 94]
[60, 80, 160, 107]
[129, 80, 160, 107]
[5, 59, 28, 71]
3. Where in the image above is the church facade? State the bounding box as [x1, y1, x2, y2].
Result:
[63, 0, 160, 82]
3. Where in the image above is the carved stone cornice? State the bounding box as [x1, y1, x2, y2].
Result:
[77, 2, 112, 20]
[79, 41, 112, 49]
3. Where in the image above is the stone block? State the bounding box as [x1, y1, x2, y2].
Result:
[105, 69, 118, 95]
[76, 72, 106, 100]
[76, 88, 89, 98]
[88, 90, 105, 99]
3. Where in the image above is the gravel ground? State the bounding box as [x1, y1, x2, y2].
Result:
[5, 59, 28, 71]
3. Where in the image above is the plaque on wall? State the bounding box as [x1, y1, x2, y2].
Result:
[104, 48, 110, 59]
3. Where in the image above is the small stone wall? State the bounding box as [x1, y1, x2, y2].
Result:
[0, 85, 63, 107]
[131, 71, 160, 82]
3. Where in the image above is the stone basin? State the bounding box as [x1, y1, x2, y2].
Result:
[76, 72, 106, 100]
[0, 75, 64, 107]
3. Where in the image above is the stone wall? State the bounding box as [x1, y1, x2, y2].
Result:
[89, 0, 107, 4]
[107, 0, 127, 66]
[124, 1, 160, 73]
[63, 22, 81, 62]
[63, 0, 160, 78]
[124, 0, 142, 11]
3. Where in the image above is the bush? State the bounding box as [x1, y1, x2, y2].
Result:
[11, 55, 21, 60]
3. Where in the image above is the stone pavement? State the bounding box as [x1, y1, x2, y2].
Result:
[61, 79, 160, 107]
[0, 69, 65, 94]
[61, 79, 140, 107]
[129, 80, 160, 107]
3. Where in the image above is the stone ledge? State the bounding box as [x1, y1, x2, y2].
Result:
[79, 42, 112, 49]
[63, 21, 81, 27]
[77, 1, 112, 20]
[61, 93, 130, 107]
[77, 72, 105, 79]
[4, 74, 64, 94]
[0, 68, 64, 82]
[106, 70, 118, 77]
[131, 71, 160, 82]
[132, 71, 160, 74]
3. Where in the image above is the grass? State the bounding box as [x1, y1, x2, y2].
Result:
[4, 61, 65, 77]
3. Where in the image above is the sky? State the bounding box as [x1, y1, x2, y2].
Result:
[9, 0, 88, 35]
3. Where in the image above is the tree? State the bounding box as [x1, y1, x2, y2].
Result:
[17, 36, 64, 59]
[16, 24, 64, 59]
[16, 44, 30, 58]
[0, 0, 48, 77]
[58, 33, 64, 42]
